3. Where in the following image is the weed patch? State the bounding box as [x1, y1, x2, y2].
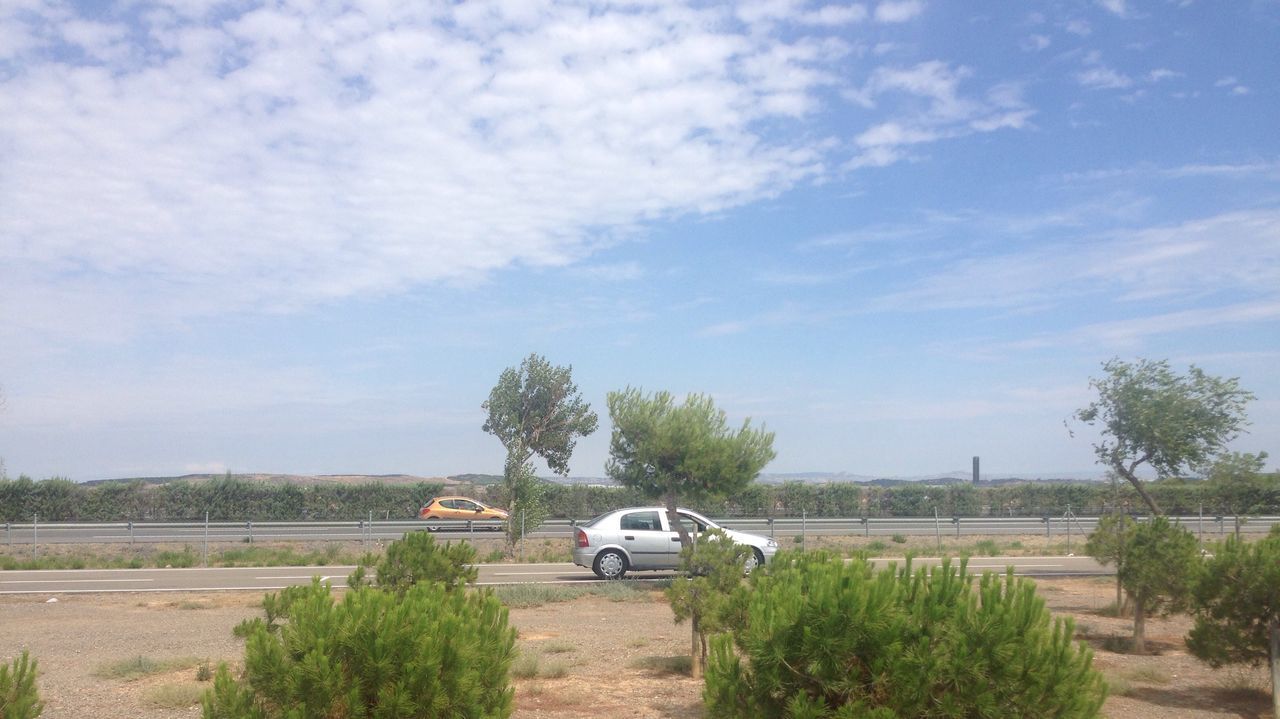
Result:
[93, 656, 204, 681]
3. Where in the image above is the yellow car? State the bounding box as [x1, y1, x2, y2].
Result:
[418, 496, 509, 530]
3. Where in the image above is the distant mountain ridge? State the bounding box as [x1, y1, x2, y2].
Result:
[85, 470, 1105, 487]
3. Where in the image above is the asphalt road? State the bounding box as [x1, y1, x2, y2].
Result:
[0, 556, 1108, 595]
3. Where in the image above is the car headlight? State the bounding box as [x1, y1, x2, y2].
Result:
[766, 539, 778, 549]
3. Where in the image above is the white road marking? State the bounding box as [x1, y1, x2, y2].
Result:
[0, 578, 154, 584]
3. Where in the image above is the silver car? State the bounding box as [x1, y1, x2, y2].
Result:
[571, 506, 779, 579]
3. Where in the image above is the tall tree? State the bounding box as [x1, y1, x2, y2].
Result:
[606, 388, 776, 549]
[1117, 516, 1200, 653]
[482, 354, 598, 549]
[1072, 358, 1254, 515]
[1187, 526, 1280, 718]
[1084, 510, 1137, 617]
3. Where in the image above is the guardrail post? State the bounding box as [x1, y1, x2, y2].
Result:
[247, 521, 253, 544]
[467, 520, 473, 536]
[767, 517, 774, 539]
[32, 513, 38, 560]
[129, 520, 134, 546]
[5, 522, 10, 548]
[952, 515, 960, 537]
[934, 508, 941, 553]
[862, 516, 869, 538]
[801, 509, 806, 551]
[203, 511, 209, 567]
[1198, 504, 1203, 544]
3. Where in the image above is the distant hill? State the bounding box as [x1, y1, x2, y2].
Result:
[85, 473, 456, 487]
[84, 470, 1105, 488]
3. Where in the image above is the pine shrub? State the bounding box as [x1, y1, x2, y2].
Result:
[203, 579, 516, 718]
[349, 530, 478, 593]
[0, 650, 43, 719]
[704, 552, 1107, 719]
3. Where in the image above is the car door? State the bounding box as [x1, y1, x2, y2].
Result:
[668, 511, 710, 567]
[616, 510, 671, 570]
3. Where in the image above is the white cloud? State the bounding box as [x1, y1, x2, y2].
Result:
[1064, 19, 1092, 36]
[1077, 65, 1133, 89]
[1021, 34, 1051, 52]
[869, 208, 1280, 315]
[844, 62, 1032, 167]
[0, 1, 872, 344]
[1096, 0, 1129, 17]
[873, 1, 925, 23]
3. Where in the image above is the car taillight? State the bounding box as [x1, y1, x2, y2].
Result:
[576, 529, 589, 548]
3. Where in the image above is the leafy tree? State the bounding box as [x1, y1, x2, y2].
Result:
[1117, 516, 1201, 653]
[1187, 526, 1280, 717]
[666, 528, 751, 677]
[0, 650, 43, 719]
[347, 530, 478, 594]
[705, 553, 1107, 718]
[1084, 511, 1137, 615]
[205, 579, 515, 719]
[1072, 358, 1254, 515]
[482, 354, 598, 549]
[606, 388, 775, 549]
[1206, 451, 1272, 530]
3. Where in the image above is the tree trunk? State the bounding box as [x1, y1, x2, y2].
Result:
[691, 614, 703, 679]
[665, 491, 691, 549]
[1270, 615, 1279, 719]
[1115, 577, 1124, 617]
[1132, 602, 1146, 654]
[1117, 464, 1162, 516]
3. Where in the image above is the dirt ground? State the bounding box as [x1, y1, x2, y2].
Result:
[0, 576, 1272, 719]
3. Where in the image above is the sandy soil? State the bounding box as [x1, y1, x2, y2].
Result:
[0, 576, 1271, 718]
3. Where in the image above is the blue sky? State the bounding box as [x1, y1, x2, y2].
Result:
[1, 0, 1277, 482]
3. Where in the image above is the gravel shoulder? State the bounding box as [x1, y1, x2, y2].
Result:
[0, 576, 1271, 718]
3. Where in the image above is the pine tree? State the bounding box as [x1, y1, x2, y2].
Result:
[0, 651, 43, 719]
[1116, 516, 1200, 653]
[666, 528, 752, 669]
[1187, 526, 1280, 717]
[704, 552, 1107, 718]
[205, 579, 516, 719]
[347, 530, 478, 594]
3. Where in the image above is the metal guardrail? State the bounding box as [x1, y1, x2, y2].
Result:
[3, 514, 1276, 551]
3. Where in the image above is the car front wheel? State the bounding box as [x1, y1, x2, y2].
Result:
[593, 549, 628, 580]
[743, 548, 764, 575]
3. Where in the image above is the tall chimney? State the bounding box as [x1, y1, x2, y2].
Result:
[972, 456, 980, 484]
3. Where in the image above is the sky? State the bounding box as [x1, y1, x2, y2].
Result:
[1, 0, 1278, 482]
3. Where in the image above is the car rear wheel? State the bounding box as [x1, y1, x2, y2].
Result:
[424, 516, 440, 532]
[593, 549, 628, 580]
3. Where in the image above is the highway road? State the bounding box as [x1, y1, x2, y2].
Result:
[0, 556, 1108, 595]
[3, 514, 1272, 545]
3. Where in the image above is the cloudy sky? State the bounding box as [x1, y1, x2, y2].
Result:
[1, 0, 1277, 482]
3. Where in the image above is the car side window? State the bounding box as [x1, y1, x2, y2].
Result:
[619, 511, 662, 531]
[677, 515, 706, 535]
[440, 499, 458, 509]
[458, 500, 479, 511]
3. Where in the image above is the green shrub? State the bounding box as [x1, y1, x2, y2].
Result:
[0, 650, 43, 719]
[705, 552, 1107, 719]
[864, 540, 888, 553]
[203, 579, 516, 718]
[974, 538, 1000, 556]
[891, 533, 907, 544]
[349, 530, 477, 593]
